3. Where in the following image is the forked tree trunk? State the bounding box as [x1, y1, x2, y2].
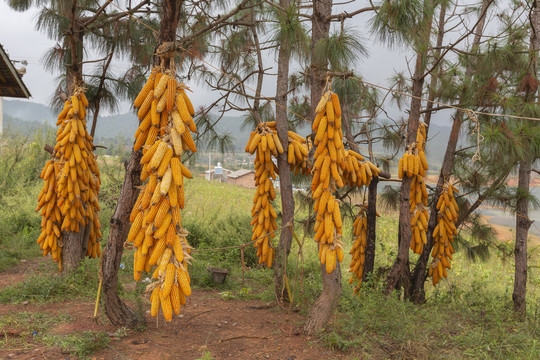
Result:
[102, 151, 143, 326]
[408, 0, 490, 302]
[385, 49, 427, 295]
[305, 0, 339, 335]
[273, 0, 295, 304]
[513, 158, 532, 316]
[102, 0, 182, 325]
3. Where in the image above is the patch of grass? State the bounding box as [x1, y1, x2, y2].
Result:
[321, 283, 540, 359]
[0, 311, 72, 349]
[42, 330, 110, 358]
[195, 350, 215, 360]
[0, 258, 100, 304]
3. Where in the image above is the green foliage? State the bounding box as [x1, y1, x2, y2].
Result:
[195, 351, 216, 360]
[269, 1, 309, 60]
[314, 26, 367, 72]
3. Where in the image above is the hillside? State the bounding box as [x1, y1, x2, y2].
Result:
[2, 99, 454, 167]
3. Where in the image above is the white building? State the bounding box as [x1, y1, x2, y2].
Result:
[0, 44, 31, 135]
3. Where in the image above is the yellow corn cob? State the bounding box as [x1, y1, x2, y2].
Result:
[167, 78, 177, 112]
[137, 90, 154, 120]
[149, 142, 168, 170]
[170, 284, 182, 315]
[177, 267, 191, 296]
[156, 147, 173, 177]
[134, 73, 155, 108]
[160, 167, 173, 196]
[150, 286, 160, 317]
[160, 291, 173, 322]
[162, 263, 176, 298]
[154, 73, 170, 99]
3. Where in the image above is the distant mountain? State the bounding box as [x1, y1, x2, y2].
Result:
[3, 100, 56, 127]
[2, 99, 453, 168]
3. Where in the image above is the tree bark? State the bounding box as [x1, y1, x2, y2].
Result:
[309, 0, 332, 118]
[273, 0, 295, 304]
[408, 0, 490, 302]
[513, 158, 532, 316]
[102, 150, 143, 326]
[304, 261, 342, 335]
[62, 0, 88, 272]
[422, 6, 446, 131]
[363, 177, 378, 283]
[305, 0, 340, 335]
[102, 0, 182, 325]
[385, 49, 427, 295]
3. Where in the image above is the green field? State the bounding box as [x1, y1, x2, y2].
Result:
[1, 137, 539, 359]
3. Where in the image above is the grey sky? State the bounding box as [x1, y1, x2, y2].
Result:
[0, 1, 412, 114]
[0, 0, 500, 127]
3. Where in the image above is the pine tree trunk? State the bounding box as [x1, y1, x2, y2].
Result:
[513, 158, 532, 317]
[408, 0, 490, 301]
[102, 151, 143, 326]
[385, 51, 426, 295]
[273, 0, 294, 304]
[304, 261, 342, 335]
[363, 177, 378, 283]
[305, 0, 340, 334]
[62, 1, 87, 272]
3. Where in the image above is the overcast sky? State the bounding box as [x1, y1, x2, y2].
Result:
[0, 1, 416, 111]
[0, 0, 493, 126]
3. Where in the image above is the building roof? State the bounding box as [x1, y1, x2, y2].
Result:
[205, 167, 232, 174]
[227, 169, 255, 179]
[0, 44, 31, 98]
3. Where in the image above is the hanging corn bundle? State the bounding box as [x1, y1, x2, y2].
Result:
[286, 130, 310, 175]
[245, 122, 282, 267]
[349, 206, 367, 291]
[310, 91, 349, 274]
[429, 182, 459, 286]
[36, 88, 101, 270]
[127, 67, 196, 322]
[348, 204, 381, 292]
[398, 121, 429, 254]
[245, 121, 310, 267]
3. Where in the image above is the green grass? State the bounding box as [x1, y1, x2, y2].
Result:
[0, 258, 100, 304]
[0, 311, 109, 359]
[1, 138, 540, 359]
[41, 331, 111, 358]
[0, 311, 72, 349]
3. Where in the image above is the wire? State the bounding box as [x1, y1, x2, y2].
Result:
[105, 0, 539, 234]
[355, 78, 540, 123]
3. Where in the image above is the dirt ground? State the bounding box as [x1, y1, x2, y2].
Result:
[0, 260, 349, 360]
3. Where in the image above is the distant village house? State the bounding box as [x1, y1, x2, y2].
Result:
[205, 162, 255, 188]
[0, 44, 31, 135]
[227, 169, 256, 188]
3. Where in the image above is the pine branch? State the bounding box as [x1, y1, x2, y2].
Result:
[421, 0, 495, 81]
[326, 6, 378, 21]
